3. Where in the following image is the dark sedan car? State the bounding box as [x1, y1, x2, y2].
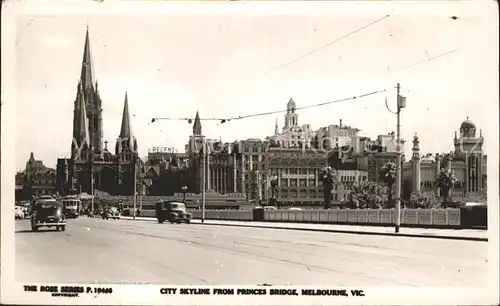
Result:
[155, 200, 192, 224]
[31, 200, 67, 231]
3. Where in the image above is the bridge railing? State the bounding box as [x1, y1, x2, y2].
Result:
[130, 207, 475, 228]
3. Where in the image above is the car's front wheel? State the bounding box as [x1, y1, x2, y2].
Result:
[158, 219, 164, 224]
[61, 226, 66, 232]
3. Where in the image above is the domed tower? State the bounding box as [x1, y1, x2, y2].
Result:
[453, 117, 485, 195]
[284, 97, 298, 129]
[411, 133, 421, 193]
[454, 117, 483, 157]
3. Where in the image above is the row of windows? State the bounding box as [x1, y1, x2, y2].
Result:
[33, 180, 56, 185]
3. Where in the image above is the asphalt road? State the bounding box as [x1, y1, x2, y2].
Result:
[15, 217, 488, 286]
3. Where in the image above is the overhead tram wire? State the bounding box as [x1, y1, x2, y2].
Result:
[150, 46, 460, 126]
[206, 14, 391, 102]
[151, 15, 392, 126]
[151, 87, 389, 125]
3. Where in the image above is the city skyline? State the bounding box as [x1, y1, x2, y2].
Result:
[13, 6, 498, 171]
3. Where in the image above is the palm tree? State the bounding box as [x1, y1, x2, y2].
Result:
[321, 166, 338, 209]
[436, 168, 457, 203]
[380, 161, 397, 207]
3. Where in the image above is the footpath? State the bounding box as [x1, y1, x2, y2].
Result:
[119, 216, 488, 241]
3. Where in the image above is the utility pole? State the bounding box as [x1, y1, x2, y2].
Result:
[133, 157, 137, 219]
[90, 144, 95, 214]
[201, 137, 206, 223]
[395, 83, 405, 233]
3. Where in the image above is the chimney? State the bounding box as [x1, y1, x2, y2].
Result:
[339, 119, 342, 127]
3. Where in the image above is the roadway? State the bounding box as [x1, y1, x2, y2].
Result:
[15, 217, 488, 286]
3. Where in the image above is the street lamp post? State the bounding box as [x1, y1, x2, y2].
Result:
[395, 83, 406, 233]
[182, 185, 188, 202]
[133, 158, 137, 220]
[270, 173, 278, 208]
[201, 136, 206, 223]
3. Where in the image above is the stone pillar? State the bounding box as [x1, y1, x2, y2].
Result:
[465, 152, 469, 194]
[435, 154, 441, 197]
[215, 165, 219, 192]
[412, 134, 421, 193]
[207, 152, 211, 190]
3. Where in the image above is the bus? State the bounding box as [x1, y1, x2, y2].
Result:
[60, 196, 81, 218]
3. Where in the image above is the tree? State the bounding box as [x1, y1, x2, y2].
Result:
[380, 161, 397, 207]
[321, 166, 338, 209]
[402, 179, 412, 202]
[436, 168, 457, 203]
[347, 181, 388, 209]
[408, 192, 441, 209]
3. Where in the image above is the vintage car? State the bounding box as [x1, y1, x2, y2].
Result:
[15, 206, 25, 219]
[155, 200, 192, 224]
[30, 199, 66, 231]
[101, 206, 120, 220]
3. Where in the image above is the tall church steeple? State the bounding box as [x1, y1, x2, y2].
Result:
[71, 83, 90, 160]
[119, 92, 133, 138]
[71, 25, 103, 154]
[80, 25, 95, 91]
[193, 111, 202, 136]
[115, 92, 138, 159]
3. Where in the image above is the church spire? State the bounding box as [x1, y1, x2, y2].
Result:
[71, 86, 90, 159]
[193, 111, 202, 136]
[274, 117, 279, 135]
[119, 92, 133, 138]
[78, 89, 90, 146]
[80, 26, 95, 91]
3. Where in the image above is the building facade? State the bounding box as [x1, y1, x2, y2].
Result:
[16, 152, 57, 200]
[263, 147, 326, 206]
[268, 98, 312, 149]
[55, 27, 145, 196]
[403, 118, 487, 201]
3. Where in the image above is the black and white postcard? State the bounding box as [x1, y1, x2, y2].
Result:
[1, 0, 498, 305]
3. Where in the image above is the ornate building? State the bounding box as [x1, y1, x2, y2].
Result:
[55, 27, 145, 196]
[402, 118, 487, 201]
[15, 152, 57, 200]
[313, 119, 360, 151]
[263, 147, 327, 206]
[268, 98, 312, 149]
[327, 133, 405, 183]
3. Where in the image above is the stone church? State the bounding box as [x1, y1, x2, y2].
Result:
[56, 27, 146, 196]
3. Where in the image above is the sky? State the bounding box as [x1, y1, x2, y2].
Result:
[9, 1, 499, 171]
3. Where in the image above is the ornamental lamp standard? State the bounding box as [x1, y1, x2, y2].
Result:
[270, 173, 278, 208]
[181, 185, 188, 202]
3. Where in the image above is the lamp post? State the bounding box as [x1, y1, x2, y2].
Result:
[182, 185, 188, 202]
[133, 158, 137, 220]
[270, 173, 278, 208]
[394, 83, 406, 233]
